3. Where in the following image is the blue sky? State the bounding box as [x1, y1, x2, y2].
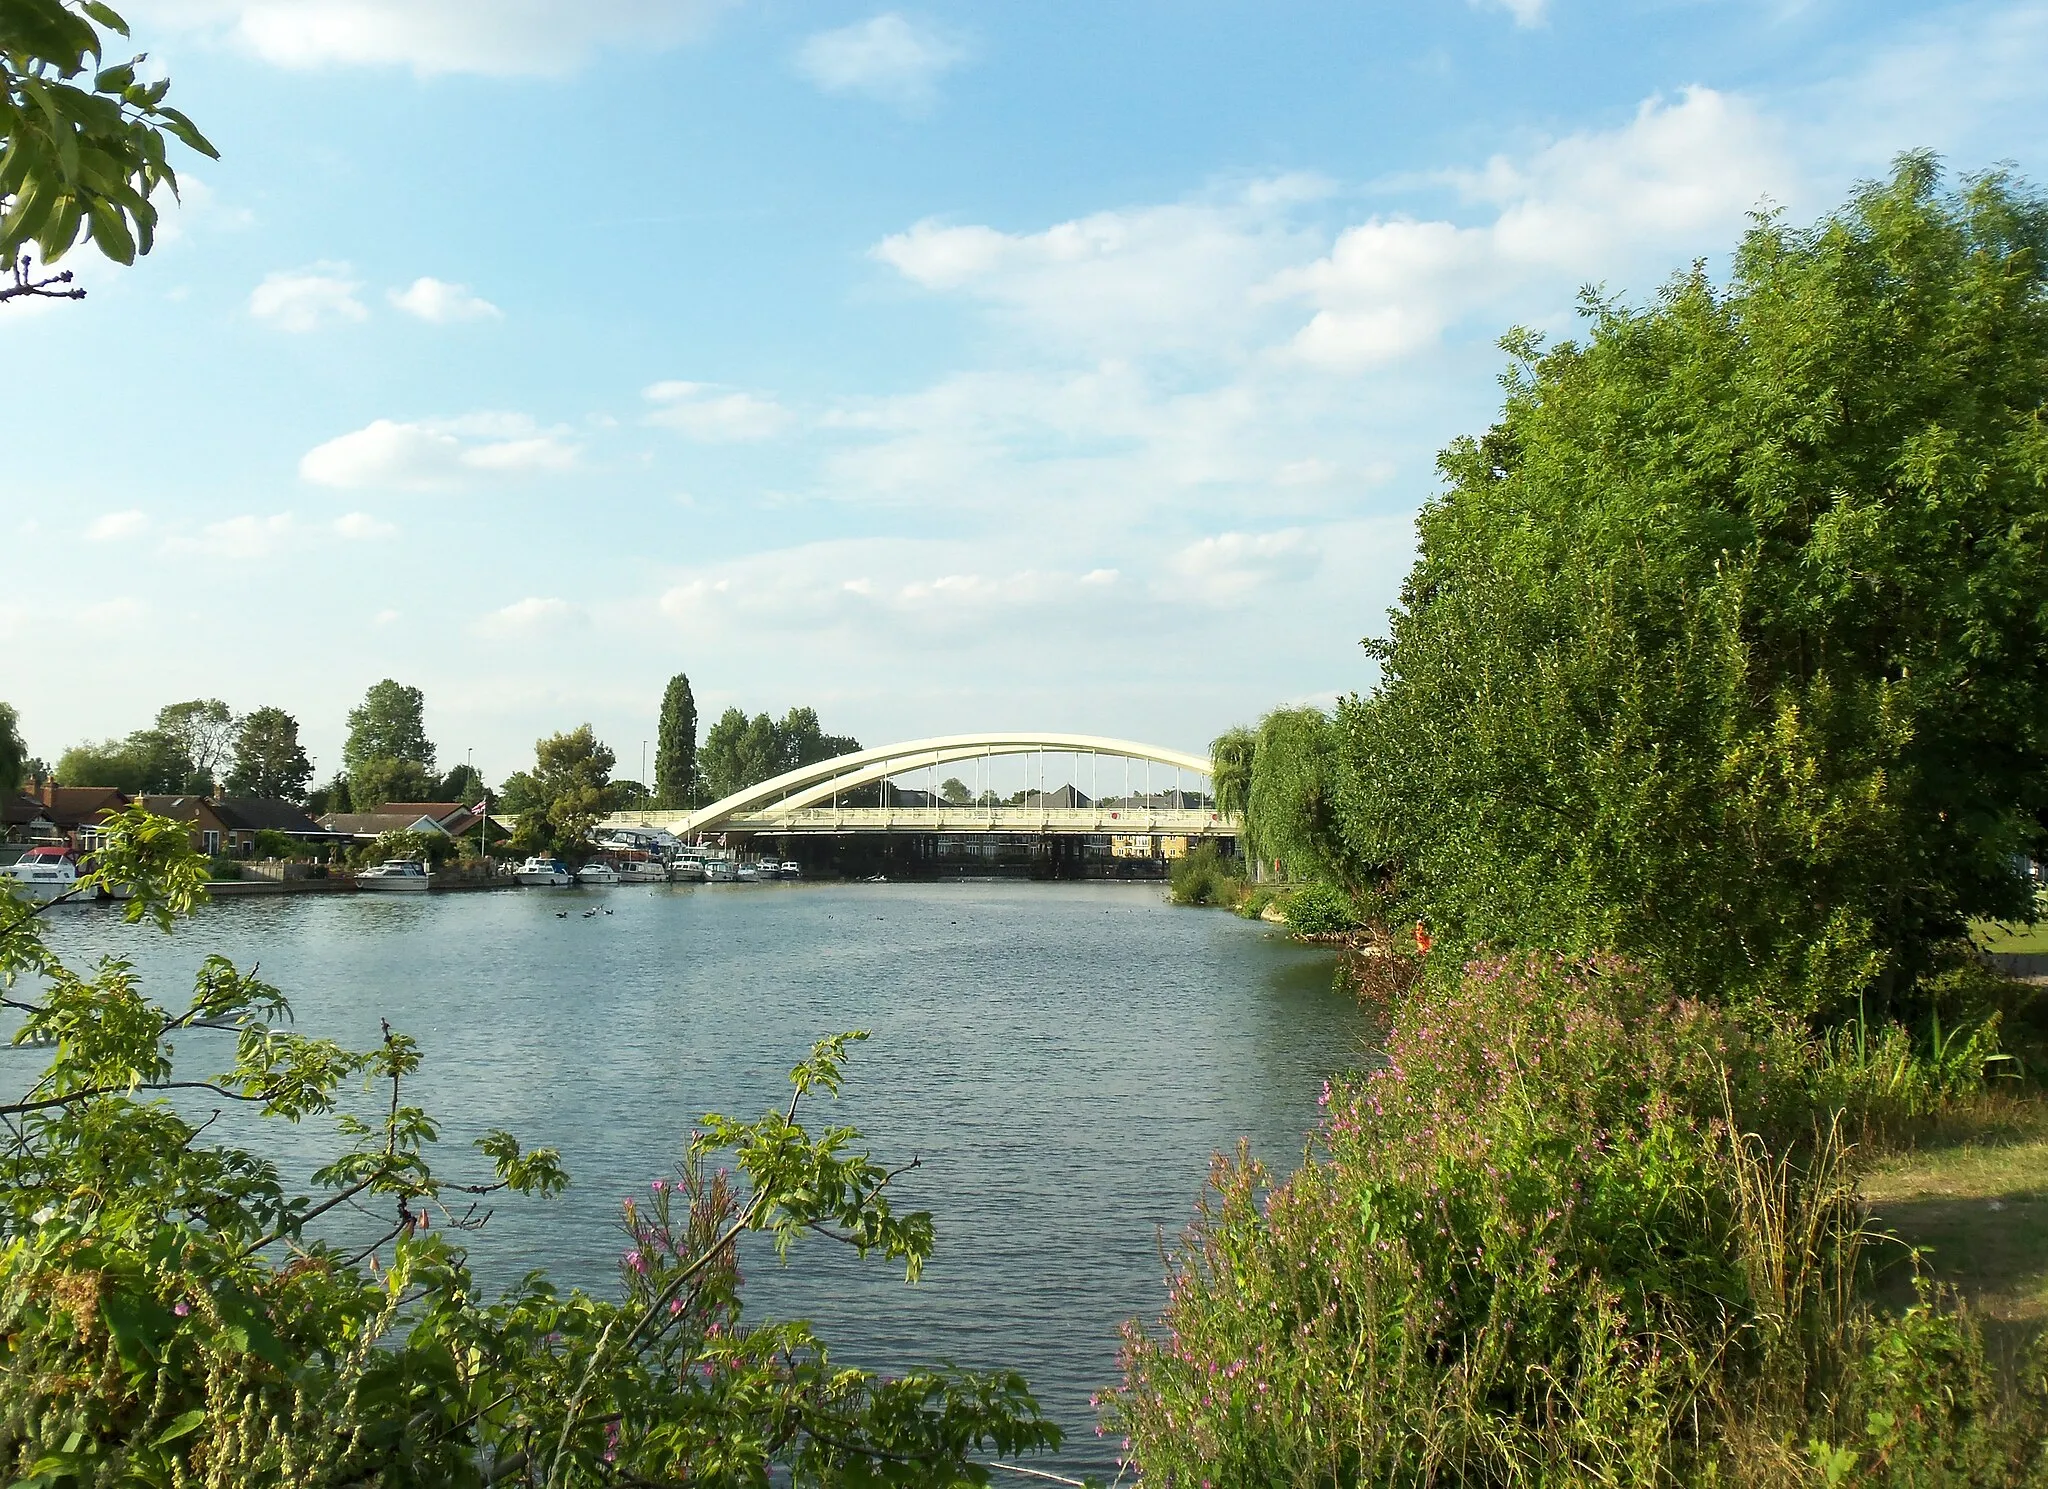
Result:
[6, 0, 2046, 787]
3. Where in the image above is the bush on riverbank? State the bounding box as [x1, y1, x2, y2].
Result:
[1169, 841, 1245, 908]
[1280, 882, 1358, 936]
[1104, 953, 2048, 1483]
[0, 807, 1060, 1486]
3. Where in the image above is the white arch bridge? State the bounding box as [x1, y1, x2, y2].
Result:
[602, 733, 1236, 840]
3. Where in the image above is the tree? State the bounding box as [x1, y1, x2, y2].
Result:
[1243, 708, 1344, 884]
[351, 756, 438, 811]
[56, 728, 193, 794]
[1, 0, 216, 304]
[1336, 156, 2048, 1017]
[655, 672, 699, 808]
[0, 702, 24, 793]
[437, 762, 486, 805]
[700, 705, 862, 801]
[940, 777, 971, 805]
[775, 706, 859, 771]
[222, 706, 313, 801]
[1210, 726, 1256, 823]
[155, 698, 238, 791]
[509, 724, 615, 858]
[343, 679, 435, 775]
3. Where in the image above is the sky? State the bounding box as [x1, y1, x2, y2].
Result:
[5, 0, 2046, 787]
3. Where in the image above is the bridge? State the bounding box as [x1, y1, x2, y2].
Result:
[602, 732, 1235, 841]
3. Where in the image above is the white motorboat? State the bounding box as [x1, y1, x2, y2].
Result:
[669, 857, 706, 883]
[736, 863, 761, 882]
[1, 846, 80, 904]
[704, 858, 736, 883]
[357, 859, 430, 891]
[515, 856, 573, 887]
[615, 857, 667, 884]
[779, 860, 803, 879]
[576, 862, 620, 886]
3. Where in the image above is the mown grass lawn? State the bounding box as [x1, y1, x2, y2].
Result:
[1861, 1098, 2048, 1371]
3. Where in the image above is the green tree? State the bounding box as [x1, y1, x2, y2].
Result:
[1337, 156, 2048, 1016]
[155, 698, 238, 792]
[56, 728, 193, 794]
[0, 701, 24, 793]
[1243, 708, 1344, 884]
[509, 724, 615, 858]
[437, 762, 486, 805]
[1210, 726, 1256, 823]
[939, 776, 971, 805]
[775, 706, 859, 771]
[655, 671, 699, 807]
[222, 706, 313, 801]
[351, 756, 438, 811]
[0, 0, 216, 304]
[343, 679, 435, 775]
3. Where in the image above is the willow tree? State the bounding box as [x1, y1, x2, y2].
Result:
[1339, 156, 2048, 1017]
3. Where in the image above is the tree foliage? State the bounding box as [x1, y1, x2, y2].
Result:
[350, 756, 438, 812]
[654, 672, 699, 808]
[56, 727, 196, 795]
[343, 680, 435, 777]
[0, 809, 1059, 1484]
[699, 706, 859, 803]
[1335, 157, 2048, 1016]
[222, 706, 313, 801]
[1243, 708, 1344, 885]
[0, 701, 24, 793]
[508, 725, 615, 859]
[154, 698, 236, 791]
[0, 0, 215, 299]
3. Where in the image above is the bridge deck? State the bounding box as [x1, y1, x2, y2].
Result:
[610, 807, 1236, 837]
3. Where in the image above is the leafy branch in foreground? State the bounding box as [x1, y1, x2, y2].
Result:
[0, 809, 1058, 1485]
[1, 0, 219, 296]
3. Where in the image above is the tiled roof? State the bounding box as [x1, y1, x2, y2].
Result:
[212, 799, 333, 835]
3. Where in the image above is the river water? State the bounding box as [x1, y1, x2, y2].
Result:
[30, 880, 1369, 1477]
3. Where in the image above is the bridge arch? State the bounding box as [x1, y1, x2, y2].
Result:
[626, 733, 1214, 838]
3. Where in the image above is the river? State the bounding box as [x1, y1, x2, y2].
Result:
[31, 880, 1370, 1477]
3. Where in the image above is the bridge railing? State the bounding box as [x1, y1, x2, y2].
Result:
[717, 806, 1237, 836]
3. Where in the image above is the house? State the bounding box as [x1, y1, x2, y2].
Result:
[3, 793, 54, 847]
[212, 799, 348, 856]
[376, 802, 475, 830]
[14, 784, 130, 851]
[140, 795, 239, 857]
[317, 811, 458, 843]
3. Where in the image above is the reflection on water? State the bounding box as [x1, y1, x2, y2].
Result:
[30, 881, 1370, 1474]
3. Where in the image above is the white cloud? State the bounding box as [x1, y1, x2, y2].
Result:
[372, 608, 401, 626]
[475, 596, 584, 638]
[794, 13, 969, 109]
[129, 0, 730, 76]
[1272, 87, 1791, 369]
[332, 511, 397, 539]
[1170, 528, 1319, 602]
[872, 177, 1328, 357]
[643, 382, 793, 442]
[389, 276, 502, 323]
[87, 510, 150, 541]
[1474, 0, 1548, 27]
[299, 414, 579, 490]
[175, 512, 300, 559]
[248, 261, 367, 332]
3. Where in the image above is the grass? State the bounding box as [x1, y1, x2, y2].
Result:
[1859, 1096, 2048, 1368]
[1970, 889, 2048, 953]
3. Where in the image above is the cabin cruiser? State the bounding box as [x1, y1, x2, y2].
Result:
[704, 857, 736, 883]
[515, 857, 573, 887]
[779, 860, 803, 879]
[614, 856, 667, 884]
[1, 846, 81, 904]
[357, 859, 430, 891]
[735, 862, 762, 882]
[576, 861, 620, 886]
[668, 856, 706, 883]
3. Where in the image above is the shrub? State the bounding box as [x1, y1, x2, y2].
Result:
[205, 853, 240, 881]
[361, 827, 454, 868]
[251, 827, 301, 859]
[1237, 885, 1278, 920]
[0, 807, 1060, 1484]
[1169, 842, 1244, 908]
[1281, 881, 1357, 935]
[1102, 953, 2044, 1484]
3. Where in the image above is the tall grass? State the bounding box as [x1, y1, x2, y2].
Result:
[1103, 954, 2048, 1484]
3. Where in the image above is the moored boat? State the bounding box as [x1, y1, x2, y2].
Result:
[515, 856, 573, 887]
[779, 859, 803, 879]
[1, 847, 81, 904]
[615, 857, 667, 883]
[704, 857, 736, 883]
[357, 859, 430, 891]
[668, 856, 707, 883]
[576, 861, 620, 886]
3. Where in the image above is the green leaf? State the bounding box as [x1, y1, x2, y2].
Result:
[81, 2, 131, 36]
[152, 1410, 207, 1448]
